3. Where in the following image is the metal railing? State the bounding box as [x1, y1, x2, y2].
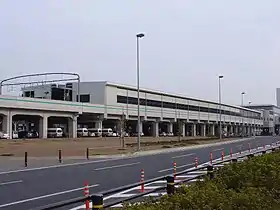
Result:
[34, 142, 280, 210]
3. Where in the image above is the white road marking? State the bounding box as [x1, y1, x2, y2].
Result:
[0, 158, 120, 175]
[158, 163, 194, 173]
[172, 153, 195, 159]
[176, 174, 201, 179]
[93, 162, 140, 171]
[135, 186, 160, 190]
[236, 144, 243, 148]
[110, 193, 135, 198]
[0, 184, 99, 208]
[212, 147, 224, 152]
[0, 180, 23, 186]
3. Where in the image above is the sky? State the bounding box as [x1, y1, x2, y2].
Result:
[0, 0, 280, 106]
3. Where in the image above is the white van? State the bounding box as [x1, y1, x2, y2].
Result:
[77, 128, 89, 137]
[87, 128, 102, 137]
[47, 128, 63, 138]
[102, 128, 113, 137]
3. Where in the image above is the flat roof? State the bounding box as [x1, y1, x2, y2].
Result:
[103, 81, 260, 114]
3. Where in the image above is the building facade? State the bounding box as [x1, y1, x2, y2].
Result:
[20, 81, 263, 137]
[243, 104, 280, 135]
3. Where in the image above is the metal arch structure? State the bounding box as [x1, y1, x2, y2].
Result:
[0, 72, 80, 102]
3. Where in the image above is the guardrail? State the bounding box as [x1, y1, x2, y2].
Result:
[34, 142, 280, 210]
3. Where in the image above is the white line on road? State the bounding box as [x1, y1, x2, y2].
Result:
[0, 180, 23, 186]
[212, 148, 224, 152]
[158, 163, 194, 173]
[94, 162, 140, 171]
[236, 144, 243, 148]
[0, 158, 119, 175]
[172, 153, 195, 159]
[0, 184, 99, 208]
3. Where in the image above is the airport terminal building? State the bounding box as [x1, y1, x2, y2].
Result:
[10, 81, 263, 138]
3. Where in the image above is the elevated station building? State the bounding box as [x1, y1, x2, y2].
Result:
[0, 81, 263, 139]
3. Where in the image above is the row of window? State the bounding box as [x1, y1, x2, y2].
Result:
[117, 95, 261, 119]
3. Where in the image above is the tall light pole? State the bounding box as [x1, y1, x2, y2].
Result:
[218, 75, 224, 140]
[241, 92, 245, 137]
[136, 33, 145, 151]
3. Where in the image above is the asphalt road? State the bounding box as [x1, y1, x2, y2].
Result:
[0, 136, 278, 210]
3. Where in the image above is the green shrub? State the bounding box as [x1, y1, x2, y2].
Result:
[123, 151, 280, 210]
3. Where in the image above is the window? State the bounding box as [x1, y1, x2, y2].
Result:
[77, 94, 90, 102]
[117, 95, 127, 104]
[24, 91, 30, 97]
[189, 105, 199, 112]
[116, 95, 260, 119]
[127, 97, 138, 105]
[163, 102, 176, 109]
[147, 99, 162, 107]
[200, 107, 208, 112]
[140, 99, 146, 105]
[177, 104, 188, 110]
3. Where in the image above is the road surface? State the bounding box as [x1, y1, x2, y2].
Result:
[0, 136, 278, 210]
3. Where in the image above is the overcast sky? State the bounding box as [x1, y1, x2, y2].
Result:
[0, 0, 279, 106]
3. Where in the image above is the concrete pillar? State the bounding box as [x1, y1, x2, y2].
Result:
[2, 115, 8, 133]
[95, 120, 103, 129]
[210, 124, 215, 136]
[167, 122, 173, 133]
[201, 124, 206, 136]
[153, 122, 159, 137]
[3, 113, 13, 139]
[192, 123, 196, 137]
[39, 115, 48, 138]
[68, 116, 78, 138]
[229, 125, 233, 135]
[182, 123, 185, 137]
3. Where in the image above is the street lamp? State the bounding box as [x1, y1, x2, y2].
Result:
[218, 75, 224, 140]
[241, 92, 245, 137]
[241, 92, 245, 106]
[136, 33, 145, 151]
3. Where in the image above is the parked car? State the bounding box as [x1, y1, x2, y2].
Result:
[47, 128, 63, 138]
[77, 128, 89, 137]
[167, 132, 174, 137]
[12, 131, 19, 139]
[0, 131, 9, 139]
[160, 132, 167, 137]
[27, 130, 39, 138]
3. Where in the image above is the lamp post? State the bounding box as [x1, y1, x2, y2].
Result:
[241, 92, 245, 137]
[136, 33, 145, 151]
[218, 75, 224, 140]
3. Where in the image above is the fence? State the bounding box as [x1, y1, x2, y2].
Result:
[34, 142, 280, 210]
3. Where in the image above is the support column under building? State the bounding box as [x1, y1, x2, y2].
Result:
[68, 116, 78, 138]
[3, 113, 13, 139]
[229, 125, 233, 135]
[39, 115, 48, 138]
[210, 124, 215, 136]
[182, 122, 185, 137]
[192, 123, 196, 137]
[95, 120, 103, 129]
[201, 124, 206, 137]
[153, 122, 159, 137]
[167, 122, 173, 133]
